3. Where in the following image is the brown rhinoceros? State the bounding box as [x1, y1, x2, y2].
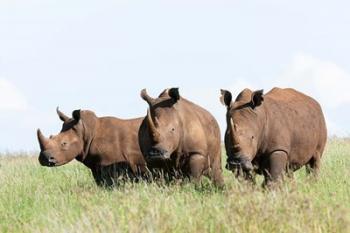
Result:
[220, 88, 327, 186]
[37, 108, 148, 186]
[139, 88, 224, 187]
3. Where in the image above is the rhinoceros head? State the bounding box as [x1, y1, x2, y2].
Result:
[220, 88, 266, 172]
[37, 108, 86, 167]
[140, 88, 182, 160]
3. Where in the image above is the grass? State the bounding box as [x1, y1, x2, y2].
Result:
[0, 139, 350, 233]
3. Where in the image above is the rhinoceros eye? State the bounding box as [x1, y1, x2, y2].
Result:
[61, 142, 68, 147]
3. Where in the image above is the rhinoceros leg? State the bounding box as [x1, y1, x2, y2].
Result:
[188, 153, 207, 185]
[211, 156, 225, 188]
[306, 151, 321, 176]
[263, 151, 288, 188]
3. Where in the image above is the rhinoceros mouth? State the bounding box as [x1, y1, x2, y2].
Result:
[146, 154, 171, 161]
[225, 161, 241, 170]
[39, 153, 58, 167]
[226, 157, 254, 171]
[147, 148, 171, 160]
[39, 159, 57, 167]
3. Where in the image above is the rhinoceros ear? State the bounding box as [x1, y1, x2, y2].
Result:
[168, 88, 180, 102]
[220, 89, 232, 107]
[72, 109, 81, 121]
[251, 89, 264, 108]
[141, 89, 155, 106]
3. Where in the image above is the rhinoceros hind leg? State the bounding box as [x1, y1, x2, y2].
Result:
[211, 157, 225, 188]
[306, 151, 321, 176]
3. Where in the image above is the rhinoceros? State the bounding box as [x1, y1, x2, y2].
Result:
[220, 87, 327, 186]
[139, 88, 224, 187]
[37, 108, 148, 186]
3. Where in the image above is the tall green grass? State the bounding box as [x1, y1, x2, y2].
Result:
[0, 139, 349, 233]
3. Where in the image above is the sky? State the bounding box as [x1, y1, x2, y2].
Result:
[0, 0, 350, 151]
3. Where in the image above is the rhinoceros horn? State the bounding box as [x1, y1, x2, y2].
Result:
[230, 118, 240, 148]
[147, 108, 160, 142]
[56, 107, 69, 122]
[141, 89, 156, 106]
[37, 129, 49, 150]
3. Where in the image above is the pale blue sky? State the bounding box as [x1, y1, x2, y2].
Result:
[1, 0, 350, 151]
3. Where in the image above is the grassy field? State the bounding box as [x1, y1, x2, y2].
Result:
[0, 139, 350, 233]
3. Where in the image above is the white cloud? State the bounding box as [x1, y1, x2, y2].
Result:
[276, 52, 350, 109]
[0, 79, 28, 111]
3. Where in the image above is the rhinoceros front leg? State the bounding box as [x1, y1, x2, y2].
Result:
[91, 168, 114, 187]
[263, 151, 288, 188]
[188, 153, 207, 185]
